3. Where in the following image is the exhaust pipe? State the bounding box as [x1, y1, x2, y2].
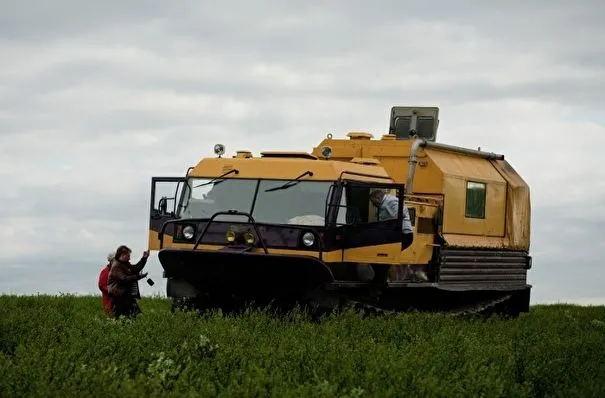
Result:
[406, 138, 425, 194]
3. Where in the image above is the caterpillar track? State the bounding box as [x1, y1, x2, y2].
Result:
[335, 294, 514, 317]
[293, 279, 524, 318]
[172, 293, 516, 319]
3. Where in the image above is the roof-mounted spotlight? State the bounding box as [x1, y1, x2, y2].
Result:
[214, 144, 225, 158]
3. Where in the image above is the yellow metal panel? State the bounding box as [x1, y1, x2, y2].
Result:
[424, 149, 507, 237]
[398, 234, 434, 264]
[442, 177, 470, 234]
[189, 157, 393, 183]
[427, 150, 506, 182]
[148, 230, 162, 251]
[485, 180, 506, 236]
[441, 176, 506, 236]
[398, 233, 435, 264]
[443, 234, 509, 249]
[490, 159, 531, 251]
[312, 137, 444, 194]
[343, 243, 402, 264]
[399, 202, 440, 265]
[378, 153, 444, 194]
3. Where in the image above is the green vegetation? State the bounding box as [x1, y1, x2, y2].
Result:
[1, 295, 604, 397]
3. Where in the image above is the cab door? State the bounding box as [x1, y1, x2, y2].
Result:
[336, 181, 405, 265]
[149, 177, 187, 251]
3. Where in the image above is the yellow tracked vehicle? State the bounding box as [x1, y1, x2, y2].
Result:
[147, 106, 532, 316]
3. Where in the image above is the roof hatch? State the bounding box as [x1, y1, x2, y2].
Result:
[347, 132, 373, 140]
[234, 150, 253, 158]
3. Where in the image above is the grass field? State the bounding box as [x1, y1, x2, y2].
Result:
[1, 295, 604, 397]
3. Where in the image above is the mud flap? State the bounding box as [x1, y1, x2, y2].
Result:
[158, 248, 335, 300]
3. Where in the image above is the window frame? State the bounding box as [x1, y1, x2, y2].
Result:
[327, 180, 405, 227]
[179, 177, 337, 226]
[464, 180, 486, 219]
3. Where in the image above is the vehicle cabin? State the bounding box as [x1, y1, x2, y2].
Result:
[148, 151, 409, 260]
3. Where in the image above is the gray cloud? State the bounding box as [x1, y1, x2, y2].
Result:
[0, 1, 177, 40]
[1, 0, 604, 306]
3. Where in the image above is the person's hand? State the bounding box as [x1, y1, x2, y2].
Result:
[139, 272, 148, 279]
[142, 250, 149, 258]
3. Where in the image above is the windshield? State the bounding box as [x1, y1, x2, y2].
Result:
[179, 178, 257, 220]
[254, 180, 332, 225]
[178, 178, 333, 226]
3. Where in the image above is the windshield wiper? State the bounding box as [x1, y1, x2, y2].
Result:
[193, 169, 239, 188]
[264, 170, 314, 192]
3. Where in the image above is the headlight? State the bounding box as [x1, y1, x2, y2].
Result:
[244, 232, 255, 245]
[226, 230, 236, 243]
[302, 232, 315, 246]
[182, 225, 195, 240]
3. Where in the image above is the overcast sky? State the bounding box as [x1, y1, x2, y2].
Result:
[1, 1, 604, 306]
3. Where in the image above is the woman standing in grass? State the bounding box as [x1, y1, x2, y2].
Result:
[97, 251, 115, 315]
[107, 245, 149, 318]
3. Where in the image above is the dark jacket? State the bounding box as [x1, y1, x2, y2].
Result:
[107, 257, 147, 298]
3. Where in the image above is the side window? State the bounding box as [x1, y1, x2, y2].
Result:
[465, 181, 486, 218]
[344, 185, 371, 223]
[152, 180, 181, 217]
[334, 185, 372, 225]
[337, 184, 403, 224]
[335, 190, 348, 225]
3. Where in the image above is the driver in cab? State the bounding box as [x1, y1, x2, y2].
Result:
[369, 189, 413, 250]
